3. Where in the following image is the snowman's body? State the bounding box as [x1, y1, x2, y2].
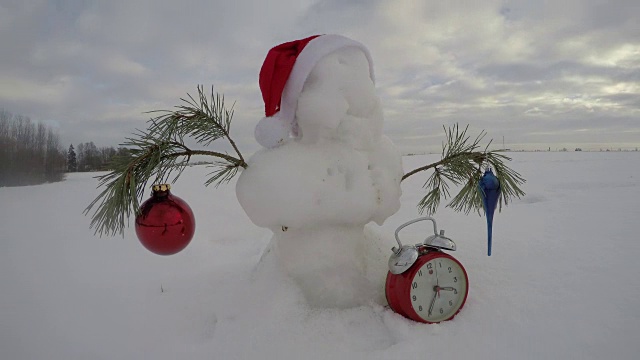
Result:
[237, 45, 403, 308]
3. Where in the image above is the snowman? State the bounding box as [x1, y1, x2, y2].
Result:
[236, 35, 403, 308]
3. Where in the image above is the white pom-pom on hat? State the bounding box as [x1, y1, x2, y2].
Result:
[255, 114, 291, 149]
[256, 34, 375, 148]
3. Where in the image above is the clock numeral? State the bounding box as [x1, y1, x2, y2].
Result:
[412, 282, 418, 289]
[439, 262, 442, 268]
[418, 270, 422, 277]
[419, 305, 423, 311]
[454, 277, 458, 283]
[412, 295, 417, 301]
[448, 267, 452, 273]
[439, 308, 444, 314]
[449, 300, 453, 306]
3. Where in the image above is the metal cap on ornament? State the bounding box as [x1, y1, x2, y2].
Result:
[152, 183, 171, 192]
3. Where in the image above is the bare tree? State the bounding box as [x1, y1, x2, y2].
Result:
[0, 109, 66, 186]
[44, 127, 66, 182]
[76, 142, 85, 170]
[0, 110, 11, 184]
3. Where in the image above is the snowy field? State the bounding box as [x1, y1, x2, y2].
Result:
[1, 151, 639, 360]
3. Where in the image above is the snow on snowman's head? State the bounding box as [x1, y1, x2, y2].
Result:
[296, 47, 384, 148]
[255, 35, 376, 148]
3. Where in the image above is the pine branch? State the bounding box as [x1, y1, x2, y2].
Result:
[84, 86, 247, 237]
[146, 85, 245, 164]
[403, 124, 525, 215]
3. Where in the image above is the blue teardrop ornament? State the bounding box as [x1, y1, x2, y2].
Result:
[478, 169, 500, 256]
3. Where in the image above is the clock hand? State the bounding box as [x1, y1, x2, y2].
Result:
[440, 287, 458, 294]
[434, 261, 439, 286]
[428, 286, 438, 316]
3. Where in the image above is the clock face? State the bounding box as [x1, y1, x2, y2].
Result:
[408, 255, 468, 323]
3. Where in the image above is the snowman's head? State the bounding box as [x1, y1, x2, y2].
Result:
[255, 35, 376, 149]
[296, 47, 383, 148]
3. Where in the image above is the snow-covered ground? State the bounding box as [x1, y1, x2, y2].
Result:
[1, 151, 639, 359]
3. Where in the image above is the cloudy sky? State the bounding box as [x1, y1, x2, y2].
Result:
[1, 0, 638, 153]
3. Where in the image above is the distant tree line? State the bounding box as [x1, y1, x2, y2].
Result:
[67, 142, 130, 172]
[0, 109, 66, 186]
[1, 109, 131, 187]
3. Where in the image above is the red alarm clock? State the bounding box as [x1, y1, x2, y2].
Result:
[385, 217, 469, 323]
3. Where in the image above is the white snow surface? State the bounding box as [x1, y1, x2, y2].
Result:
[2, 152, 640, 359]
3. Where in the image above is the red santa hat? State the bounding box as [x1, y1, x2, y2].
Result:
[255, 34, 375, 148]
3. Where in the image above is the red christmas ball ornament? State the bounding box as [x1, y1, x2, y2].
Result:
[135, 184, 195, 255]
